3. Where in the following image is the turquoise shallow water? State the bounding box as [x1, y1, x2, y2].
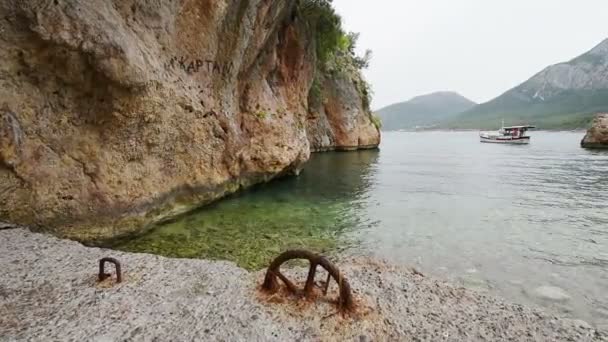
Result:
[120, 131, 608, 328]
[116, 150, 376, 270]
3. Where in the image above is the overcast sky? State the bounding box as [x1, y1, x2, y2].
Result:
[332, 0, 608, 109]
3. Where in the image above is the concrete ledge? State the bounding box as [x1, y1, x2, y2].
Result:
[1, 229, 605, 341]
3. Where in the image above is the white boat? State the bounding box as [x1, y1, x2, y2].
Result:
[480, 123, 535, 144]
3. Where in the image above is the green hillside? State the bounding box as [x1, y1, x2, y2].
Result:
[376, 91, 476, 131]
[445, 89, 608, 130]
[441, 38, 608, 130]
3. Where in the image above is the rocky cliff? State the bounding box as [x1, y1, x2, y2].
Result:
[518, 38, 608, 100]
[581, 113, 608, 148]
[307, 69, 379, 151]
[0, 0, 380, 243]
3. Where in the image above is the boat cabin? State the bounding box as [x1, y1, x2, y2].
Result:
[499, 125, 535, 138]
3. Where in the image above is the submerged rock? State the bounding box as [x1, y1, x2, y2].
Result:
[582, 114, 608, 149]
[534, 285, 572, 302]
[0, 0, 380, 242]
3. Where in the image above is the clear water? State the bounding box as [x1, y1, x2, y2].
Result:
[120, 131, 608, 328]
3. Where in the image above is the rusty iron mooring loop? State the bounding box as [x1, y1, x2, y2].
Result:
[262, 250, 355, 312]
[98, 257, 122, 283]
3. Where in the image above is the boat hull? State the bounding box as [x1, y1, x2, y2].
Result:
[480, 137, 530, 144]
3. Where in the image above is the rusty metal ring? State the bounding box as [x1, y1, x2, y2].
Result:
[262, 250, 354, 312]
[98, 257, 122, 283]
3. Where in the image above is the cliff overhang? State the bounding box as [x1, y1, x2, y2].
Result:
[0, 0, 380, 243]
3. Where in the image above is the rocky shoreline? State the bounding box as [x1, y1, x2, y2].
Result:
[1, 228, 606, 341]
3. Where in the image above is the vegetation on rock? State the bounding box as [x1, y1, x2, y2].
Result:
[301, 0, 375, 122]
[371, 114, 382, 130]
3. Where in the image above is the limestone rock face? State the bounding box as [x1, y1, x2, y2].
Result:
[307, 73, 380, 152]
[581, 114, 608, 148]
[518, 39, 608, 101]
[0, 0, 379, 242]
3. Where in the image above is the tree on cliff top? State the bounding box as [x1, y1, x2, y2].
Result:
[299, 0, 371, 71]
[300, 0, 374, 113]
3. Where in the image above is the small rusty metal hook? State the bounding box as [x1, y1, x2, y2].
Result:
[98, 257, 122, 283]
[262, 250, 355, 312]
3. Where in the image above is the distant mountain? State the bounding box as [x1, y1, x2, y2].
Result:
[445, 38, 608, 129]
[376, 91, 477, 131]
